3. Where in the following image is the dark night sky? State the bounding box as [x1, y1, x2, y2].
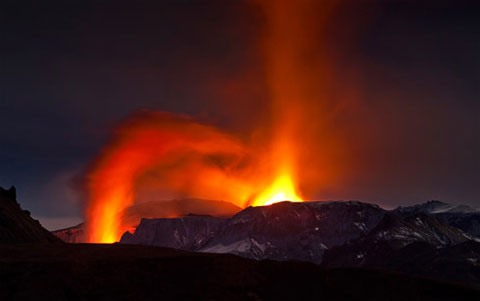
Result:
[1, 0, 479, 229]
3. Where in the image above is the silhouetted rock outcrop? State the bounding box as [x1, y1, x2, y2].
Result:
[0, 186, 61, 244]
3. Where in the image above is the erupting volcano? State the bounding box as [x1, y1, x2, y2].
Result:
[3, 0, 480, 298]
[85, 110, 306, 243]
[85, 0, 344, 243]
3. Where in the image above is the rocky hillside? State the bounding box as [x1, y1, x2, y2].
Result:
[120, 200, 480, 285]
[321, 211, 478, 285]
[394, 200, 480, 238]
[0, 186, 60, 244]
[121, 201, 387, 263]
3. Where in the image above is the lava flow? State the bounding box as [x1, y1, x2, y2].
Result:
[86, 0, 344, 243]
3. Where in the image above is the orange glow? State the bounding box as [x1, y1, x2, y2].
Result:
[252, 173, 303, 206]
[85, 0, 348, 243]
[85, 111, 304, 243]
[85, 111, 255, 243]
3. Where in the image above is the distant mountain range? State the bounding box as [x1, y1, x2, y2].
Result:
[394, 200, 480, 237]
[119, 200, 480, 286]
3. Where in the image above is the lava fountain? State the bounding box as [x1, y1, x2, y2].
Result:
[86, 0, 342, 243]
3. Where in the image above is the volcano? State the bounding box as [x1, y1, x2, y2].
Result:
[3, 0, 479, 299]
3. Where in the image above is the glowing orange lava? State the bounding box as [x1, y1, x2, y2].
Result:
[252, 174, 303, 206]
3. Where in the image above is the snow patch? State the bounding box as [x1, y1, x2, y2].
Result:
[353, 222, 367, 232]
[467, 257, 478, 265]
[201, 238, 266, 255]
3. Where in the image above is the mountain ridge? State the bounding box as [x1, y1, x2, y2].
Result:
[119, 199, 480, 285]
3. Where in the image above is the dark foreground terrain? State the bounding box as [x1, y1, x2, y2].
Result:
[0, 243, 479, 300]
